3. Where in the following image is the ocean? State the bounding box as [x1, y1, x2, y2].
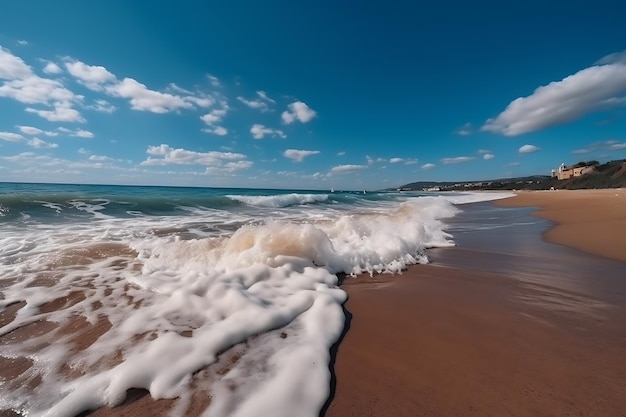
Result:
[0, 182, 512, 416]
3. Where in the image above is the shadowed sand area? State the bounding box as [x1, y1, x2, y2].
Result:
[325, 189, 626, 417]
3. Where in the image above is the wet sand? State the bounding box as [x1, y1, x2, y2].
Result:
[325, 189, 626, 417]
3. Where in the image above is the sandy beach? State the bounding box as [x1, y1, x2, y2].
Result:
[326, 189, 626, 417]
[2, 189, 626, 416]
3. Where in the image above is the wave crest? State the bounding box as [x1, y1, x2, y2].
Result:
[227, 193, 329, 208]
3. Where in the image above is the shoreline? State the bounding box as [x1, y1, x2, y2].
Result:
[496, 189, 626, 263]
[325, 189, 626, 417]
[3, 190, 625, 416]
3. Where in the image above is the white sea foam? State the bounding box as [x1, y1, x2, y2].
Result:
[0, 192, 510, 416]
[227, 193, 329, 208]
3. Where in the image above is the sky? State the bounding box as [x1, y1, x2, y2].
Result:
[1, 0, 625, 190]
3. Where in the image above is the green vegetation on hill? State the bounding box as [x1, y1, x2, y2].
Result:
[397, 159, 626, 191]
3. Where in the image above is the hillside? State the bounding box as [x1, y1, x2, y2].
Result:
[397, 159, 626, 191]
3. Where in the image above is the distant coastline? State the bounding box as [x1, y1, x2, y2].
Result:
[397, 159, 626, 192]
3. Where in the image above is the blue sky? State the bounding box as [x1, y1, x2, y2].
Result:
[1, 1, 625, 190]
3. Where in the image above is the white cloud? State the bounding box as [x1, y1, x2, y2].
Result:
[256, 91, 275, 103]
[0, 46, 32, 79]
[482, 59, 626, 136]
[250, 124, 286, 139]
[456, 122, 472, 136]
[58, 127, 94, 138]
[441, 156, 475, 164]
[88, 155, 114, 162]
[43, 62, 63, 75]
[28, 137, 58, 149]
[518, 144, 541, 154]
[65, 59, 116, 90]
[26, 102, 85, 122]
[201, 108, 228, 125]
[17, 125, 57, 136]
[337, 151, 346, 156]
[88, 99, 116, 113]
[207, 74, 221, 87]
[283, 149, 320, 162]
[0, 132, 25, 142]
[421, 163, 436, 170]
[596, 51, 626, 65]
[608, 141, 626, 150]
[237, 91, 275, 112]
[237, 96, 269, 111]
[0, 76, 77, 105]
[0, 48, 84, 122]
[203, 126, 228, 136]
[218, 160, 254, 172]
[184, 96, 214, 108]
[140, 144, 249, 170]
[483, 153, 495, 160]
[281, 101, 317, 124]
[200, 105, 229, 135]
[107, 78, 194, 113]
[389, 157, 418, 165]
[330, 164, 367, 174]
[17, 40, 29, 46]
[17, 125, 42, 135]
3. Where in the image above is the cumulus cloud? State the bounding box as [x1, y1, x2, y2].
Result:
[596, 51, 626, 65]
[256, 91, 275, 103]
[207, 126, 228, 136]
[200, 105, 230, 135]
[237, 91, 275, 112]
[0, 47, 84, 122]
[329, 164, 367, 174]
[0, 46, 32, 79]
[140, 144, 250, 171]
[0, 132, 25, 142]
[483, 153, 495, 160]
[482, 56, 626, 136]
[0, 76, 77, 105]
[28, 137, 58, 149]
[441, 156, 475, 164]
[201, 108, 228, 125]
[518, 144, 541, 154]
[58, 127, 94, 138]
[26, 102, 85, 122]
[43, 62, 63, 75]
[389, 157, 418, 165]
[64, 59, 116, 90]
[281, 101, 317, 124]
[88, 99, 116, 113]
[421, 163, 436, 170]
[88, 155, 114, 162]
[337, 151, 346, 156]
[250, 124, 286, 139]
[17, 125, 57, 136]
[107, 78, 194, 113]
[283, 149, 320, 162]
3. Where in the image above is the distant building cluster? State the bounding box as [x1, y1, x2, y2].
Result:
[551, 163, 595, 180]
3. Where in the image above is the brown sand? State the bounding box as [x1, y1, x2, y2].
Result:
[496, 189, 626, 263]
[325, 189, 626, 417]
